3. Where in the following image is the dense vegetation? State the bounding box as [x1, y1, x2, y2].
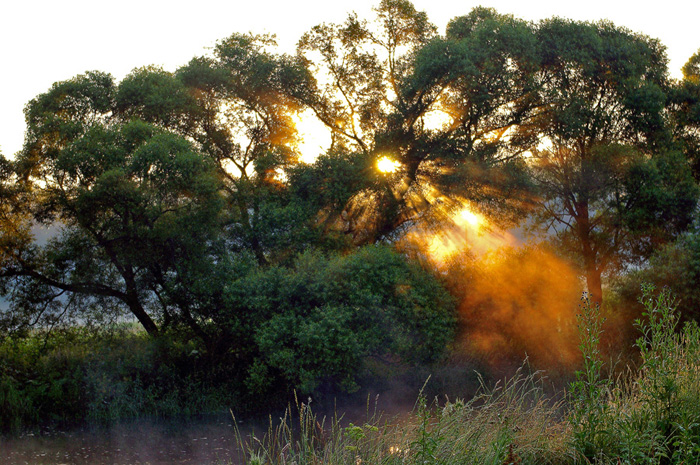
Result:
[1, 4, 700, 461]
[232, 290, 700, 464]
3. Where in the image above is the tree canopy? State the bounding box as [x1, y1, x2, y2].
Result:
[527, 19, 699, 303]
[1, 0, 699, 398]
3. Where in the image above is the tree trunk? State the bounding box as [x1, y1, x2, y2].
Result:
[576, 201, 603, 307]
[125, 292, 160, 336]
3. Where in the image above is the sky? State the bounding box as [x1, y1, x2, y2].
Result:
[1, 0, 698, 159]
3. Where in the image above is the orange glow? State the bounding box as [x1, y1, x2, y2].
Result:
[377, 156, 400, 173]
[452, 246, 583, 371]
[394, 195, 582, 373]
[400, 201, 516, 266]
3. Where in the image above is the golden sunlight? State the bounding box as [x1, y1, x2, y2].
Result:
[292, 109, 332, 164]
[400, 201, 518, 266]
[457, 207, 481, 228]
[377, 156, 401, 173]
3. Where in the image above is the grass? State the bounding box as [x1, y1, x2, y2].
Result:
[231, 287, 700, 465]
[5, 286, 700, 464]
[230, 369, 573, 465]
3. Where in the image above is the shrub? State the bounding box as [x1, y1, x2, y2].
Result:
[222, 245, 456, 398]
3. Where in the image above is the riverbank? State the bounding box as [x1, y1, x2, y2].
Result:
[4, 290, 700, 464]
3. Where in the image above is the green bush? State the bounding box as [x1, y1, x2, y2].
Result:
[223, 245, 456, 398]
[0, 329, 234, 432]
[615, 229, 700, 322]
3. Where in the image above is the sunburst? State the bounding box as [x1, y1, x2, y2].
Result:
[377, 156, 400, 173]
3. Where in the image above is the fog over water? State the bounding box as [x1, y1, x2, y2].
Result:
[1, 414, 242, 465]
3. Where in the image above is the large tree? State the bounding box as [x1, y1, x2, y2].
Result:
[2, 69, 224, 343]
[294, 2, 541, 244]
[528, 19, 698, 304]
[0, 31, 319, 349]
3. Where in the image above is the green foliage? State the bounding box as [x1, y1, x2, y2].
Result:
[221, 245, 456, 398]
[567, 286, 700, 463]
[3, 115, 224, 338]
[233, 288, 700, 465]
[411, 395, 443, 465]
[569, 294, 614, 460]
[115, 66, 195, 130]
[670, 49, 700, 179]
[295, 0, 538, 243]
[625, 285, 700, 462]
[528, 18, 698, 305]
[0, 328, 234, 432]
[4, 0, 700, 437]
[615, 228, 700, 322]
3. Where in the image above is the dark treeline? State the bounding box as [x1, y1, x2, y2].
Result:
[1, 0, 700, 430]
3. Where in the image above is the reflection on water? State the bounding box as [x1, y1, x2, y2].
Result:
[0, 414, 248, 465]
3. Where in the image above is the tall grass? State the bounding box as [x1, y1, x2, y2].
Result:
[232, 370, 574, 465]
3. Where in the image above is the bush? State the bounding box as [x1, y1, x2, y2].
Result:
[222, 245, 457, 398]
[0, 328, 234, 432]
[614, 229, 700, 322]
[233, 286, 700, 465]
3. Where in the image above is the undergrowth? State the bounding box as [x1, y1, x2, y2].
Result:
[0, 327, 234, 432]
[4, 286, 700, 464]
[231, 370, 573, 465]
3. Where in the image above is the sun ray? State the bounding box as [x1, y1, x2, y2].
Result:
[399, 199, 518, 266]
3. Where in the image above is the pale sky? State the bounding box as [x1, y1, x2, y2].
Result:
[1, 0, 698, 158]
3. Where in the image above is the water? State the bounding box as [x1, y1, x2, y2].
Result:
[0, 386, 418, 465]
[0, 414, 247, 465]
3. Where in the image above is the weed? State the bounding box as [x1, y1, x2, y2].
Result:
[569, 293, 613, 459]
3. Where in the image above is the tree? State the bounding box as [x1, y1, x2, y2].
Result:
[295, 2, 539, 244]
[527, 19, 698, 305]
[1, 33, 320, 345]
[114, 38, 317, 266]
[669, 49, 700, 178]
[1, 72, 225, 349]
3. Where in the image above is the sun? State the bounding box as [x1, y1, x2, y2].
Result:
[457, 207, 481, 228]
[377, 156, 400, 173]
